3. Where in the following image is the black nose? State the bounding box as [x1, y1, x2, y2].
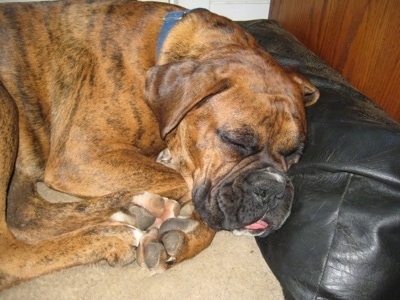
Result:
[245, 169, 287, 205]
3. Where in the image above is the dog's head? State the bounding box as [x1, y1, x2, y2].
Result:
[145, 49, 318, 237]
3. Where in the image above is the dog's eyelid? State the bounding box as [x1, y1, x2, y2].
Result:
[217, 128, 259, 154]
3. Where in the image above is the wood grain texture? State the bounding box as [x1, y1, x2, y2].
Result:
[269, 0, 400, 122]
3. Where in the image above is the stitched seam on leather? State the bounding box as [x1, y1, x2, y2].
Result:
[313, 173, 353, 300]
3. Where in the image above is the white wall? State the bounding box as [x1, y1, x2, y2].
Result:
[142, 0, 270, 20]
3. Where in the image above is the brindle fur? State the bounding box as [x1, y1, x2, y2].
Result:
[0, 0, 318, 290]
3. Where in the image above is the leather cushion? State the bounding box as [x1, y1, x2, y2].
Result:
[238, 20, 400, 300]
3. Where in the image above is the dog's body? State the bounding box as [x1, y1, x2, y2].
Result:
[0, 0, 318, 290]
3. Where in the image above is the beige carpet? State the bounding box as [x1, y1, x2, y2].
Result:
[0, 184, 283, 300]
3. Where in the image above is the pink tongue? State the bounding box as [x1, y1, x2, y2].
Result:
[245, 220, 268, 230]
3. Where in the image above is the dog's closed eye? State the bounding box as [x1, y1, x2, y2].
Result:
[217, 127, 260, 156]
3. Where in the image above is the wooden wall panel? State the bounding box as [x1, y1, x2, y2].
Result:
[269, 0, 400, 122]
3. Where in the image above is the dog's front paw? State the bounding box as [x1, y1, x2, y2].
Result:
[136, 215, 215, 273]
[136, 218, 199, 273]
[109, 192, 192, 271]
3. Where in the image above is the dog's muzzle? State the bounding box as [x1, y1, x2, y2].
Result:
[193, 167, 293, 237]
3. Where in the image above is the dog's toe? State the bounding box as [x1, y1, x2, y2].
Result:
[159, 218, 200, 261]
[161, 230, 184, 258]
[135, 226, 182, 272]
[131, 192, 166, 217]
[129, 191, 181, 229]
[128, 205, 156, 230]
[110, 209, 155, 231]
[136, 227, 170, 273]
[159, 218, 199, 235]
[136, 227, 158, 268]
[144, 242, 168, 270]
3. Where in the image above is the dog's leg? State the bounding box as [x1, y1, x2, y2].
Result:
[0, 81, 21, 289]
[7, 170, 170, 242]
[0, 85, 143, 290]
[1, 220, 141, 290]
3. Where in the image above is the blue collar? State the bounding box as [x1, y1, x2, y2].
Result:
[156, 8, 207, 59]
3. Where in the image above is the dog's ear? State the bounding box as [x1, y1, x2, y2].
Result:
[145, 60, 229, 139]
[288, 71, 320, 106]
